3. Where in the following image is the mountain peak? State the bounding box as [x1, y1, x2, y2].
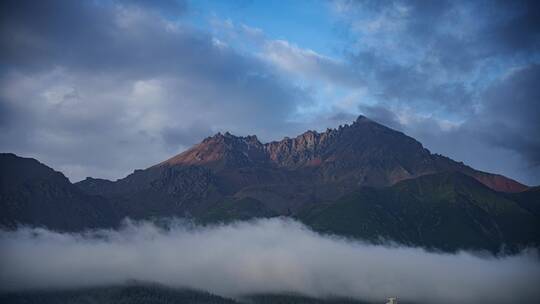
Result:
[354, 114, 370, 123]
[160, 131, 265, 168]
[206, 131, 234, 141]
[204, 131, 259, 141]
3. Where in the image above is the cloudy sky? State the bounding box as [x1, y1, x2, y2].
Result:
[1, 0, 539, 184]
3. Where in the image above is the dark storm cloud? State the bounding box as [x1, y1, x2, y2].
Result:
[328, 0, 540, 183]
[0, 0, 255, 79]
[0, 0, 115, 72]
[471, 64, 540, 167]
[340, 0, 538, 110]
[486, 0, 540, 54]
[119, 0, 187, 14]
[0, 0, 312, 181]
[366, 61, 475, 114]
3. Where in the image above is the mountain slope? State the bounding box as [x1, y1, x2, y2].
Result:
[0, 153, 120, 231]
[79, 165, 224, 220]
[507, 186, 540, 217]
[78, 115, 527, 217]
[299, 172, 539, 252]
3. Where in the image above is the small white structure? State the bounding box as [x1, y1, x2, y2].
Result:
[386, 297, 397, 304]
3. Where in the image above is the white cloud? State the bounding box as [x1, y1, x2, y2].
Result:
[0, 1, 312, 181]
[262, 40, 361, 88]
[0, 218, 538, 304]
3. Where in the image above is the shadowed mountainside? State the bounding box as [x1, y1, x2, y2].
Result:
[0, 153, 120, 231]
[298, 172, 539, 252]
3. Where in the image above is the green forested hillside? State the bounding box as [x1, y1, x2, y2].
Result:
[298, 172, 540, 253]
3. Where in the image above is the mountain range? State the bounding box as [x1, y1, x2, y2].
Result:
[1, 115, 538, 252]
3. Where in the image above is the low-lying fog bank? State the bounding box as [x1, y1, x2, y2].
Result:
[1, 218, 539, 304]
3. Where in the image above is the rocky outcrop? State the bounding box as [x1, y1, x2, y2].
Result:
[160, 132, 267, 169]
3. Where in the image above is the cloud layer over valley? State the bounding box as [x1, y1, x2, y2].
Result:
[1, 218, 539, 304]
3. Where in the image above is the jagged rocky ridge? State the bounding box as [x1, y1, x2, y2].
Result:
[159, 116, 526, 193]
